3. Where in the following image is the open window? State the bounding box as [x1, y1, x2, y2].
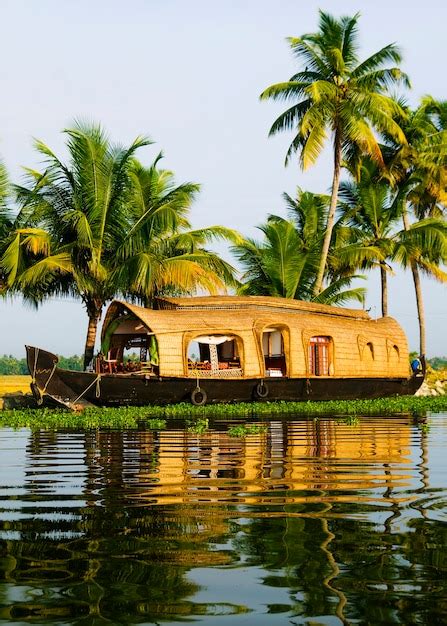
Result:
[100, 313, 159, 375]
[187, 335, 243, 377]
[262, 328, 287, 377]
[309, 336, 333, 376]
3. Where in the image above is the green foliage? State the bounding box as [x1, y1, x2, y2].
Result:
[336, 415, 360, 426]
[0, 354, 82, 374]
[0, 355, 28, 375]
[2, 396, 447, 429]
[233, 189, 365, 305]
[261, 11, 408, 169]
[0, 159, 11, 244]
[1, 123, 240, 367]
[227, 423, 267, 437]
[57, 355, 83, 370]
[186, 417, 209, 434]
[0, 406, 167, 429]
[260, 10, 408, 295]
[429, 356, 447, 370]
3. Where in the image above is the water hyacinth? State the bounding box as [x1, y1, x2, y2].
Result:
[0, 395, 447, 429]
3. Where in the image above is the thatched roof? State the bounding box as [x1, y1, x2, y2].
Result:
[102, 296, 371, 340]
[156, 295, 370, 320]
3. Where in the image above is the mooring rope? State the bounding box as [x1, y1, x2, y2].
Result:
[71, 374, 102, 406]
[31, 348, 39, 384]
[31, 348, 59, 405]
[41, 363, 57, 394]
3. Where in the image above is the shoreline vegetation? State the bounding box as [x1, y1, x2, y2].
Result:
[0, 395, 446, 430]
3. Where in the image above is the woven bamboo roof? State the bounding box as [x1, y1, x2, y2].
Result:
[102, 297, 371, 341]
[156, 295, 370, 320]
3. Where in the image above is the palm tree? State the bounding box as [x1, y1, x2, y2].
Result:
[260, 10, 408, 296]
[338, 162, 401, 317]
[338, 160, 447, 329]
[383, 99, 447, 358]
[0, 159, 10, 241]
[3, 122, 150, 367]
[1, 124, 240, 368]
[233, 189, 365, 305]
[112, 157, 240, 306]
[0, 159, 12, 290]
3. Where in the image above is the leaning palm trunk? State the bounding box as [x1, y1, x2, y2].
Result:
[83, 302, 103, 370]
[313, 132, 342, 296]
[380, 263, 388, 317]
[402, 211, 426, 358]
[410, 262, 426, 357]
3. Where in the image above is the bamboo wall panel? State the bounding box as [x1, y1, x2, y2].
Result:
[102, 299, 410, 379]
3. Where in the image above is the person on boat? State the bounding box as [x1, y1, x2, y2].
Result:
[411, 357, 422, 374]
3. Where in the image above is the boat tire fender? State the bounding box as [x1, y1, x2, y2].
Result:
[255, 381, 269, 399]
[191, 387, 207, 406]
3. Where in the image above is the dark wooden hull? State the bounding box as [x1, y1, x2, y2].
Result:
[26, 346, 425, 409]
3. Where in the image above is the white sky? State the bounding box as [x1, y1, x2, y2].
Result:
[0, 0, 446, 357]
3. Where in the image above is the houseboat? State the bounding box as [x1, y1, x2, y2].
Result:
[26, 296, 424, 409]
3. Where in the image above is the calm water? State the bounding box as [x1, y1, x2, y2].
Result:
[0, 414, 447, 625]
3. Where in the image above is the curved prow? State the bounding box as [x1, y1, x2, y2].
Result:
[25, 346, 87, 408]
[407, 353, 425, 396]
[410, 354, 426, 380]
[26, 345, 59, 380]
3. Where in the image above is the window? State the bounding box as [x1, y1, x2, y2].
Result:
[309, 336, 333, 376]
[187, 335, 243, 377]
[262, 328, 287, 376]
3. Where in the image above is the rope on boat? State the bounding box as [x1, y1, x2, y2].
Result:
[71, 374, 102, 406]
[31, 348, 57, 406]
[32, 348, 39, 385]
[41, 363, 57, 394]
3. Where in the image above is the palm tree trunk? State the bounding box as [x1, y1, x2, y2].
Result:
[402, 210, 426, 358]
[313, 129, 342, 296]
[410, 261, 426, 357]
[83, 300, 103, 370]
[380, 263, 388, 317]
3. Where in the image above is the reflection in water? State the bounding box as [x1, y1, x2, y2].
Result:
[0, 414, 447, 625]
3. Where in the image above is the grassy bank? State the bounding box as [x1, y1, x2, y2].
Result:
[0, 395, 446, 429]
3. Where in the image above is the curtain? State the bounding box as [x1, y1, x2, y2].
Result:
[194, 335, 233, 345]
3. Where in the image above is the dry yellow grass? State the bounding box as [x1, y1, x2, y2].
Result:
[0, 375, 31, 397]
[426, 367, 447, 385]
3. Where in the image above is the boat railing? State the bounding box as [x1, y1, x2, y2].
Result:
[188, 363, 243, 378]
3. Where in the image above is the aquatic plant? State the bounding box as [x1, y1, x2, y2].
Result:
[186, 417, 209, 434]
[336, 415, 360, 426]
[1, 395, 447, 429]
[227, 423, 267, 437]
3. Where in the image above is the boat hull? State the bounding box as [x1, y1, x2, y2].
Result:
[26, 346, 425, 409]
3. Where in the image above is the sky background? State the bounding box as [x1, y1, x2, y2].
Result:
[1, 0, 446, 357]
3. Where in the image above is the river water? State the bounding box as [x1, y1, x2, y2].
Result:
[0, 414, 446, 625]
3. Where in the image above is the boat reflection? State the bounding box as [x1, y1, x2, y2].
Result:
[1, 415, 446, 625]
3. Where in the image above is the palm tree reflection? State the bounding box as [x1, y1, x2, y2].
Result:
[1, 415, 445, 624]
